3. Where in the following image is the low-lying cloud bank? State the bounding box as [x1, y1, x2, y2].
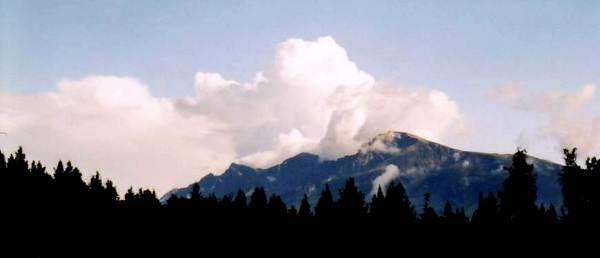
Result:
[0, 36, 465, 194]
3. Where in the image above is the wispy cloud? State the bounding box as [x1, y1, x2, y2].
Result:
[370, 164, 400, 196]
[490, 82, 600, 158]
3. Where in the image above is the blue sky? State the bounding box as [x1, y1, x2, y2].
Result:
[2, 1, 600, 192]
[4, 0, 600, 95]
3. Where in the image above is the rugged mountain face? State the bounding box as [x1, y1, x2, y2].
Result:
[161, 132, 563, 212]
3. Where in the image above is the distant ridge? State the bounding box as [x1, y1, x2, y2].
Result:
[162, 131, 562, 212]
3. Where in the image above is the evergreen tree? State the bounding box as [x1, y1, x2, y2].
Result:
[233, 189, 248, 210]
[205, 193, 219, 217]
[585, 156, 600, 221]
[442, 201, 455, 225]
[420, 193, 439, 225]
[336, 178, 367, 219]
[0, 150, 6, 203]
[104, 180, 119, 204]
[190, 183, 202, 203]
[559, 148, 586, 225]
[456, 208, 469, 226]
[166, 193, 182, 209]
[559, 148, 600, 224]
[53, 161, 88, 208]
[28, 161, 52, 209]
[560, 148, 583, 223]
[499, 149, 537, 223]
[8, 147, 28, 175]
[218, 195, 233, 217]
[472, 192, 500, 225]
[139, 188, 161, 209]
[123, 187, 160, 210]
[0, 150, 6, 175]
[124, 187, 136, 204]
[267, 194, 288, 219]
[298, 194, 312, 219]
[88, 171, 106, 208]
[249, 187, 268, 218]
[315, 184, 335, 220]
[369, 186, 385, 218]
[384, 181, 416, 225]
[54, 161, 65, 180]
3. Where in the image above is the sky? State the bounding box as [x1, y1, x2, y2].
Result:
[1, 0, 600, 194]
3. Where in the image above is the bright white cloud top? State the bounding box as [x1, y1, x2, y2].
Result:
[1, 36, 466, 194]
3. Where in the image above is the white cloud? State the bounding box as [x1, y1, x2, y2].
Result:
[490, 83, 600, 159]
[359, 131, 402, 154]
[371, 164, 401, 196]
[179, 36, 465, 166]
[237, 128, 318, 168]
[539, 84, 600, 157]
[195, 72, 240, 94]
[0, 36, 466, 194]
[0, 76, 237, 194]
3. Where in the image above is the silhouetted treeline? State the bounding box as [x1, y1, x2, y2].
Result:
[1, 146, 599, 232]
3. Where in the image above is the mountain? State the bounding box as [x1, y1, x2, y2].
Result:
[161, 131, 563, 212]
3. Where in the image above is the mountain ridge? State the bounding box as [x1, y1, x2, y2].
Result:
[161, 131, 563, 212]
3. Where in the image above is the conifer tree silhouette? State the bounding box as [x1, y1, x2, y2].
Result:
[499, 149, 537, 224]
[233, 189, 248, 210]
[336, 178, 367, 220]
[369, 186, 385, 219]
[315, 184, 335, 221]
[267, 194, 288, 219]
[2, 144, 598, 239]
[420, 193, 439, 225]
[442, 200, 456, 225]
[472, 192, 500, 225]
[298, 194, 312, 219]
[384, 181, 416, 225]
[249, 187, 268, 220]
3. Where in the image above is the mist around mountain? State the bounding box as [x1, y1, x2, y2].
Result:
[163, 131, 562, 212]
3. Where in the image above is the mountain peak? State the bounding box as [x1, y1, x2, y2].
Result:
[360, 131, 429, 154]
[279, 152, 319, 168]
[222, 163, 257, 177]
[383, 131, 430, 141]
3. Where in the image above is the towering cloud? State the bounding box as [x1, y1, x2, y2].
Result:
[0, 36, 465, 194]
[183, 36, 465, 164]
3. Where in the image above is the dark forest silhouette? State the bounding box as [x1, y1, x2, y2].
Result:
[1, 146, 599, 235]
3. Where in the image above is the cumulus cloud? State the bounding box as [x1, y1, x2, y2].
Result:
[371, 164, 400, 196]
[0, 76, 237, 194]
[183, 37, 465, 163]
[490, 83, 600, 158]
[0, 36, 466, 194]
